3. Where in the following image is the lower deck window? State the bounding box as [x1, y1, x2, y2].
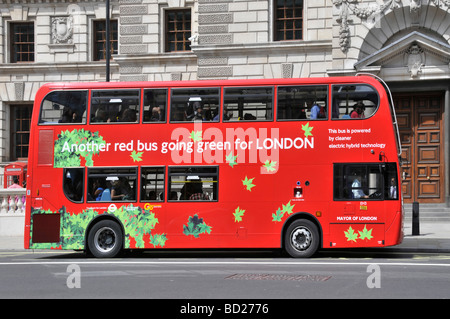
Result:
[63, 168, 84, 202]
[87, 167, 137, 202]
[168, 166, 218, 201]
[141, 167, 165, 201]
[333, 163, 398, 200]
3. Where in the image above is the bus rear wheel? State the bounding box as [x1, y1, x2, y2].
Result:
[88, 220, 123, 258]
[284, 219, 319, 258]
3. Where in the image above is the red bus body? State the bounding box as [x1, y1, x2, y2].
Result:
[24, 76, 403, 257]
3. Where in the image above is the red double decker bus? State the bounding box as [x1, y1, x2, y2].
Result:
[24, 75, 403, 258]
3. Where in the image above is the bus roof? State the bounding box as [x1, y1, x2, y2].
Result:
[39, 75, 382, 91]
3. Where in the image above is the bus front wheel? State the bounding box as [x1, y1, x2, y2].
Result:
[87, 220, 123, 258]
[284, 219, 319, 258]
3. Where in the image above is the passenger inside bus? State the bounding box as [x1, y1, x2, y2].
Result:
[350, 101, 365, 118]
[111, 177, 134, 201]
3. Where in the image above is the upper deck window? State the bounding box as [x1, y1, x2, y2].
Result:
[143, 89, 168, 123]
[277, 85, 328, 120]
[91, 90, 140, 123]
[170, 88, 220, 122]
[332, 84, 379, 119]
[39, 90, 87, 124]
[223, 87, 273, 121]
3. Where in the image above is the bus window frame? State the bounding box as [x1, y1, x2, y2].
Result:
[90, 89, 141, 124]
[169, 87, 221, 123]
[276, 84, 329, 121]
[223, 86, 274, 122]
[331, 83, 380, 120]
[167, 166, 219, 202]
[140, 166, 166, 202]
[86, 166, 138, 203]
[62, 167, 85, 203]
[38, 90, 88, 125]
[142, 88, 168, 123]
[333, 162, 399, 201]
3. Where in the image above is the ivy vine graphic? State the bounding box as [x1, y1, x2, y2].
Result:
[233, 206, 245, 222]
[183, 214, 212, 238]
[113, 204, 165, 248]
[54, 129, 106, 167]
[344, 225, 374, 242]
[301, 122, 314, 138]
[30, 204, 167, 250]
[272, 200, 295, 222]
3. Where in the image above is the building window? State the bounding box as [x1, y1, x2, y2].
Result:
[93, 20, 118, 61]
[274, 0, 303, 41]
[10, 105, 32, 160]
[10, 22, 34, 63]
[165, 9, 191, 52]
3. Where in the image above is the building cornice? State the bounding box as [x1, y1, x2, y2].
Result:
[0, 61, 118, 73]
[192, 40, 332, 56]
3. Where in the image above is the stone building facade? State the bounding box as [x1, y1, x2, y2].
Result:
[0, 0, 449, 204]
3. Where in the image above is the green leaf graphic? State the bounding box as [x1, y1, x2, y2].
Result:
[272, 201, 295, 222]
[242, 176, 255, 191]
[130, 150, 143, 162]
[301, 122, 314, 138]
[262, 160, 277, 172]
[272, 208, 284, 222]
[358, 225, 374, 241]
[233, 207, 246, 222]
[344, 226, 358, 242]
[226, 153, 238, 167]
[189, 130, 203, 142]
[183, 214, 212, 238]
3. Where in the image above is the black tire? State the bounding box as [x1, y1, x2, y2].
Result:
[284, 219, 320, 258]
[88, 220, 123, 258]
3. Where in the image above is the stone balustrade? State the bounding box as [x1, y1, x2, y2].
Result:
[0, 188, 26, 237]
[0, 189, 26, 215]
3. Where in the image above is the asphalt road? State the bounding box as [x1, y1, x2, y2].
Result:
[1, 249, 449, 304]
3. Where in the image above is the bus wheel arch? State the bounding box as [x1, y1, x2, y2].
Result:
[282, 213, 322, 258]
[86, 215, 124, 258]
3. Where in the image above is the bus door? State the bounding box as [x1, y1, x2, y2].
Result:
[329, 163, 398, 248]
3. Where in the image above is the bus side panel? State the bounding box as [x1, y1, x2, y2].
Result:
[329, 223, 385, 248]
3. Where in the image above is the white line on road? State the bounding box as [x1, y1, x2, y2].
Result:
[0, 260, 449, 267]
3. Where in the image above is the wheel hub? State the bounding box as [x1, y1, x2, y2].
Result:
[291, 227, 312, 251]
[94, 227, 116, 252]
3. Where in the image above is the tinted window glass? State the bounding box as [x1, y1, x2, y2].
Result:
[91, 90, 140, 123]
[143, 89, 167, 122]
[332, 84, 379, 119]
[334, 163, 398, 200]
[170, 88, 220, 122]
[168, 166, 218, 201]
[277, 85, 328, 120]
[223, 87, 273, 121]
[40, 91, 87, 124]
